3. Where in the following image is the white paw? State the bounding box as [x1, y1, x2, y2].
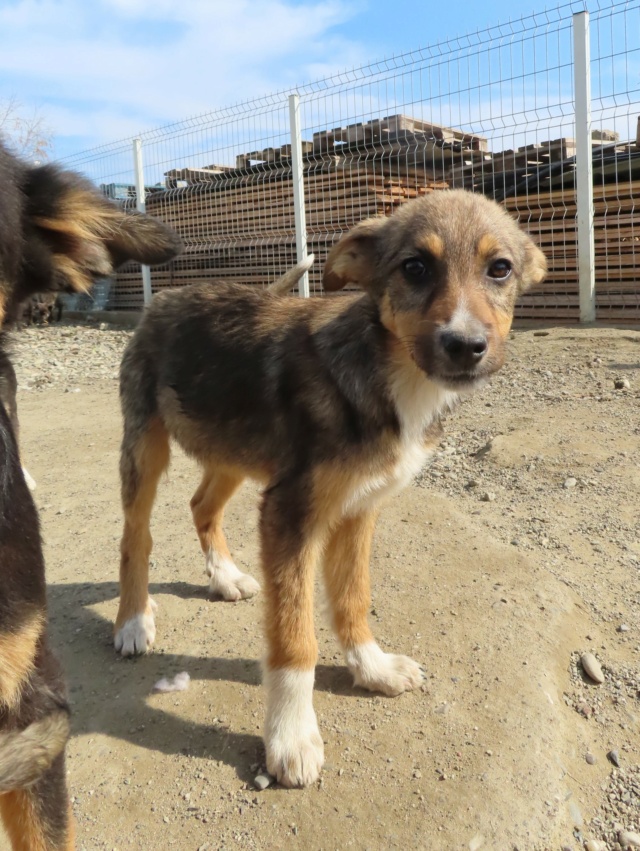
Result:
[206, 552, 260, 601]
[114, 607, 156, 656]
[264, 668, 324, 788]
[345, 642, 423, 696]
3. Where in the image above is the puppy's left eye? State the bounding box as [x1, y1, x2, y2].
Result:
[487, 259, 512, 280]
[403, 258, 428, 279]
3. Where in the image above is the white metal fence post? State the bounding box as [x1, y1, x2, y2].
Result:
[573, 11, 596, 323]
[288, 93, 309, 297]
[132, 137, 153, 306]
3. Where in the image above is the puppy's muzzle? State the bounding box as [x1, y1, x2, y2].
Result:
[439, 329, 488, 371]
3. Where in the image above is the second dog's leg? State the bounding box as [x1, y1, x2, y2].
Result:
[115, 418, 170, 656]
[190, 467, 259, 600]
[0, 753, 74, 851]
[323, 511, 423, 696]
[261, 483, 324, 788]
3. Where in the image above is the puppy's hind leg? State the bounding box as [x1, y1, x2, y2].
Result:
[115, 416, 170, 656]
[323, 511, 423, 696]
[190, 467, 259, 601]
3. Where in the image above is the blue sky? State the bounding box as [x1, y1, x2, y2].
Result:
[0, 0, 591, 159]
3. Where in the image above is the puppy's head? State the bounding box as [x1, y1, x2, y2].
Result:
[0, 144, 182, 326]
[323, 190, 546, 390]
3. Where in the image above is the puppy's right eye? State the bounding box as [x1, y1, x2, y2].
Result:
[403, 258, 428, 279]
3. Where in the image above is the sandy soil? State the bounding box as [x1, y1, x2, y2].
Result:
[3, 322, 639, 850]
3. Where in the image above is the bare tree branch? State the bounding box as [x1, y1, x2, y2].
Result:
[0, 97, 52, 162]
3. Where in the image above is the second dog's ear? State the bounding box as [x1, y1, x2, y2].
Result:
[20, 164, 182, 300]
[323, 217, 387, 292]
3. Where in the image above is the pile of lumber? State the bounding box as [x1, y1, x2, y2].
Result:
[112, 157, 449, 308]
[450, 132, 626, 197]
[507, 180, 640, 321]
[111, 115, 484, 308]
[110, 112, 640, 320]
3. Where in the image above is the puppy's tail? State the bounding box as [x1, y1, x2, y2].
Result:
[0, 711, 70, 792]
[268, 254, 315, 296]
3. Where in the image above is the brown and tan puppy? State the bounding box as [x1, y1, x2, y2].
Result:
[114, 189, 546, 788]
[0, 139, 181, 850]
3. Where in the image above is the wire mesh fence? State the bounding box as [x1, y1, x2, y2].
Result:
[59, 0, 640, 321]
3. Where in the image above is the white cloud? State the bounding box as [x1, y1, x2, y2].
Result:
[0, 0, 366, 155]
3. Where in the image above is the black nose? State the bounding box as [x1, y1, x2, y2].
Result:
[440, 330, 488, 369]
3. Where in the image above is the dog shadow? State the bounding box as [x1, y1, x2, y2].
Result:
[47, 580, 360, 782]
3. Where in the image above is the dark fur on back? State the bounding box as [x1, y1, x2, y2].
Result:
[122, 284, 399, 472]
[0, 139, 181, 849]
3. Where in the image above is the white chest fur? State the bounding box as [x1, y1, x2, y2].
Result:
[341, 363, 459, 517]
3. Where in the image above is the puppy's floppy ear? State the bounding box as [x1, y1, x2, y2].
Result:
[20, 164, 182, 300]
[323, 216, 387, 292]
[518, 236, 547, 295]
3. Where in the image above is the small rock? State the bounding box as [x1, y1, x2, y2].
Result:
[481, 491, 496, 502]
[619, 830, 640, 848]
[580, 652, 604, 684]
[564, 477, 578, 489]
[614, 377, 630, 390]
[617, 624, 630, 633]
[585, 752, 596, 765]
[474, 439, 493, 458]
[584, 840, 606, 851]
[569, 800, 583, 827]
[608, 749, 620, 767]
[469, 834, 485, 851]
[533, 330, 549, 337]
[254, 772, 275, 791]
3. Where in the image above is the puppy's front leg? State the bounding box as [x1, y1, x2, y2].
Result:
[260, 485, 324, 788]
[323, 511, 423, 696]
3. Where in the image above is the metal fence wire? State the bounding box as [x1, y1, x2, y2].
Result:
[59, 0, 640, 322]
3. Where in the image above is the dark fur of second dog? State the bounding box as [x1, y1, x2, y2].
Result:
[0, 140, 181, 850]
[114, 189, 547, 789]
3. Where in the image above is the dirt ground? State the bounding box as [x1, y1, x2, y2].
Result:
[3, 322, 640, 850]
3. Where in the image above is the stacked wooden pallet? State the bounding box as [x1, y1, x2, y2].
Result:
[312, 114, 487, 154]
[507, 180, 640, 321]
[448, 133, 626, 196]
